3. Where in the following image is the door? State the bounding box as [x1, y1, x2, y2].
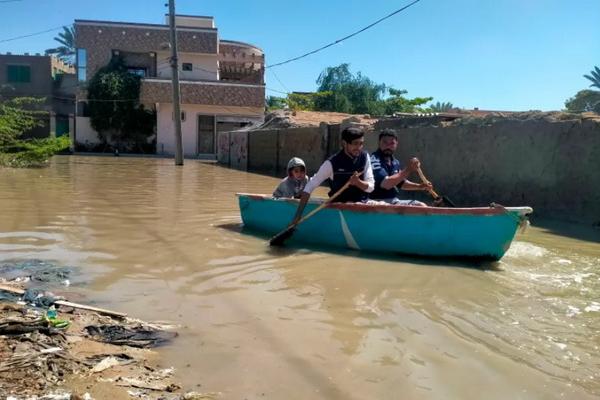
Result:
[197, 115, 216, 154]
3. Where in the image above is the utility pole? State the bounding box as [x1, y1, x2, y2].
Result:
[168, 0, 184, 165]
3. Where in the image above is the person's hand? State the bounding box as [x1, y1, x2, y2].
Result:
[419, 182, 433, 191]
[348, 171, 362, 187]
[407, 157, 421, 172]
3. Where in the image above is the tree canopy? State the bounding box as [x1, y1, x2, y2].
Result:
[583, 66, 600, 90]
[45, 26, 75, 64]
[565, 90, 600, 113]
[267, 63, 433, 115]
[87, 56, 155, 152]
[0, 94, 46, 146]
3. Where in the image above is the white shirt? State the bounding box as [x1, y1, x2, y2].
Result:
[303, 154, 375, 194]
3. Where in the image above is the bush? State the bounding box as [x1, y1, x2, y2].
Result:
[0, 136, 71, 168]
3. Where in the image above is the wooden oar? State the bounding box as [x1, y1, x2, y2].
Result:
[269, 172, 359, 246]
[416, 167, 456, 207]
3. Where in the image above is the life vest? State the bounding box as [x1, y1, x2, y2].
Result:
[327, 150, 369, 203]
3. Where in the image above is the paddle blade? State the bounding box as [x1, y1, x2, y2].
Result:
[269, 226, 296, 246]
[442, 196, 457, 207]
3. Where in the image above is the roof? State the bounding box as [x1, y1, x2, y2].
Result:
[74, 19, 217, 32]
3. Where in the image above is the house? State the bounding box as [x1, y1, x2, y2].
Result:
[74, 14, 265, 157]
[0, 53, 75, 138]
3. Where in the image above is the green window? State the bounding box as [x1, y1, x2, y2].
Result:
[7, 65, 31, 83]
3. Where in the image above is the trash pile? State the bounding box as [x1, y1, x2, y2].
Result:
[0, 260, 210, 400]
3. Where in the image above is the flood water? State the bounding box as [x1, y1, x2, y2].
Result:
[1, 155, 599, 399]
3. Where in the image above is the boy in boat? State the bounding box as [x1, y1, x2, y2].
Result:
[273, 157, 309, 199]
[287, 127, 375, 225]
[369, 129, 431, 206]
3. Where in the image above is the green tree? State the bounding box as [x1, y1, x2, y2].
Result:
[315, 64, 385, 114]
[87, 56, 156, 152]
[565, 89, 600, 113]
[0, 92, 70, 167]
[266, 95, 286, 111]
[429, 101, 454, 112]
[311, 63, 431, 115]
[45, 26, 76, 64]
[382, 88, 432, 114]
[0, 95, 47, 146]
[584, 66, 600, 90]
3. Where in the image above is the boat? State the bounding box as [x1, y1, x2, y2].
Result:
[237, 193, 533, 260]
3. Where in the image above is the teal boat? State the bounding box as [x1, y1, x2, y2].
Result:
[237, 193, 533, 260]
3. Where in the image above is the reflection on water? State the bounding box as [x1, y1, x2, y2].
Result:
[1, 155, 599, 399]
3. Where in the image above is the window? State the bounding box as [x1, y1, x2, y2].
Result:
[127, 67, 146, 77]
[182, 63, 192, 71]
[77, 48, 87, 82]
[7, 65, 31, 83]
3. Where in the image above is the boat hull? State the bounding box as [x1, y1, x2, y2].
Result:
[237, 194, 532, 260]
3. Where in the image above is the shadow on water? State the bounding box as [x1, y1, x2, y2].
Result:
[216, 222, 502, 271]
[530, 217, 600, 243]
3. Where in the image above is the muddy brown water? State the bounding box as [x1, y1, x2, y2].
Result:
[1, 156, 599, 399]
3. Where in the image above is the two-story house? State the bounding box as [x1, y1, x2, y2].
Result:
[0, 53, 75, 139]
[74, 14, 265, 157]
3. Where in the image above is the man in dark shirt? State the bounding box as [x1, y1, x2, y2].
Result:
[370, 129, 431, 206]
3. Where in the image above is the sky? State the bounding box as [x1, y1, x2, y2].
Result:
[1, 0, 599, 111]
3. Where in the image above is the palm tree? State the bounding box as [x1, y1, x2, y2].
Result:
[45, 26, 75, 64]
[430, 101, 454, 112]
[584, 66, 600, 90]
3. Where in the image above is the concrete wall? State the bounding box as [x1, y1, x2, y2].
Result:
[278, 126, 327, 174]
[248, 129, 279, 172]
[218, 118, 600, 223]
[0, 54, 52, 97]
[156, 51, 218, 81]
[75, 116, 100, 145]
[157, 103, 262, 156]
[385, 119, 600, 223]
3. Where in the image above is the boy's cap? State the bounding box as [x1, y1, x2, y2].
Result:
[287, 157, 306, 171]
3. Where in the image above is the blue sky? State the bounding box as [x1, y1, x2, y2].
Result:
[1, 0, 599, 110]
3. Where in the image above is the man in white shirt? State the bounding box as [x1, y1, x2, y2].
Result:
[289, 127, 374, 225]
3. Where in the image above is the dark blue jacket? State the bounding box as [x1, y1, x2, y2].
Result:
[328, 150, 369, 203]
[370, 149, 404, 200]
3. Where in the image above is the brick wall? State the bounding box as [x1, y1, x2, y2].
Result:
[140, 79, 265, 108]
[75, 22, 218, 78]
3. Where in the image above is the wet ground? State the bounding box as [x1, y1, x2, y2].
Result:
[1, 155, 599, 399]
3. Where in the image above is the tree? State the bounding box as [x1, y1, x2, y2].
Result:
[383, 89, 432, 115]
[266, 96, 286, 111]
[45, 26, 75, 64]
[430, 101, 454, 112]
[315, 64, 386, 114]
[584, 66, 600, 90]
[0, 95, 47, 146]
[565, 90, 600, 113]
[312, 63, 432, 115]
[0, 91, 69, 167]
[87, 56, 156, 152]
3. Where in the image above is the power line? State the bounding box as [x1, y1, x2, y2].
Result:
[267, 0, 422, 68]
[268, 69, 290, 94]
[0, 25, 68, 43]
[266, 87, 289, 95]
